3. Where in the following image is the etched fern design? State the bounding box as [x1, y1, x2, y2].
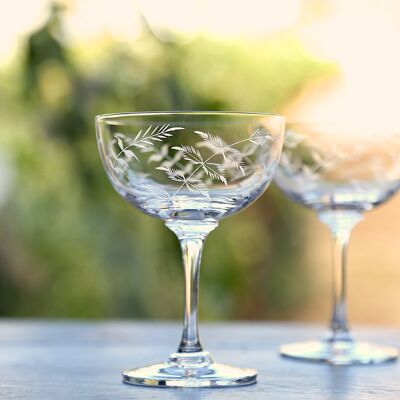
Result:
[111, 124, 184, 175]
[249, 127, 274, 145]
[280, 129, 353, 184]
[156, 167, 209, 196]
[109, 125, 273, 197]
[172, 145, 228, 185]
[195, 131, 245, 175]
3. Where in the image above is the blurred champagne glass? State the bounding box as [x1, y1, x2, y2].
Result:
[275, 123, 400, 365]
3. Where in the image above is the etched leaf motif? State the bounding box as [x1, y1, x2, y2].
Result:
[141, 184, 172, 200]
[128, 124, 185, 149]
[116, 137, 124, 150]
[156, 167, 209, 195]
[182, 162, 194, 174]
[249, 127, 273, 145]
[116, 158, 129, 169]
[110, 125, 184, 177]
[172, 145, 227, 185]
[172, 145, 204, 164]
[123, 149, 139, 161]
[147, 144, 170, 163]
[109, 125, 274, 196]
[280, 131, 334, 187]
[115, 125, 184, 158]
[195, 131, 226, 152]
[195, 130, 245, 175]
[156, 167, 185, 182]
[230, 164, 255, 181]
[147, 153, 163, 163]
[108, 147, 118, 161]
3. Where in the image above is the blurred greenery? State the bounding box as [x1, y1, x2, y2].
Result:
[0, 4, 333, 319]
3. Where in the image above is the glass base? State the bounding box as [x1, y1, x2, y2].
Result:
[280, 340, 399, 365]
[122, 351, 257, 388]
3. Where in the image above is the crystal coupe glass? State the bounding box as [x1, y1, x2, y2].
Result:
[275, 123, 400, 365]
[96, 111, 284, 387]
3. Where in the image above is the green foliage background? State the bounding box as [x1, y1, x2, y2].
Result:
[0, 6, 332, 319]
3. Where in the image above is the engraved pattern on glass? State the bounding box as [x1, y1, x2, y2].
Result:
[109, 126, 272, 196]
[96, 112, 284, 387]
[275, 124, 400, 365]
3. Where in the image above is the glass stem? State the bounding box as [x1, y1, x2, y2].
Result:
[178, 237, 204, 352]
[165, 219, 218, 354]
[330, 227, 351, 338]
[318, 210, 363, 342]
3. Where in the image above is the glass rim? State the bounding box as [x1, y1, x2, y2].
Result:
[95, 110, 285, 123]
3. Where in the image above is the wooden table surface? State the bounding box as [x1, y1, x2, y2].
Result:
[0, 320, 399, 399]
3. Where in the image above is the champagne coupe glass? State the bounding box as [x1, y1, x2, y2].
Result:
[96, 111, 284, 387]
[275, 123, 400, 365]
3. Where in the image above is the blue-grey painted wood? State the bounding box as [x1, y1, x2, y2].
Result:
[0, 321, 399, 399]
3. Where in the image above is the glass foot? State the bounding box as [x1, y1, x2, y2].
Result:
[122, 351, 257, 388]
[280, 340, 399, 365]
